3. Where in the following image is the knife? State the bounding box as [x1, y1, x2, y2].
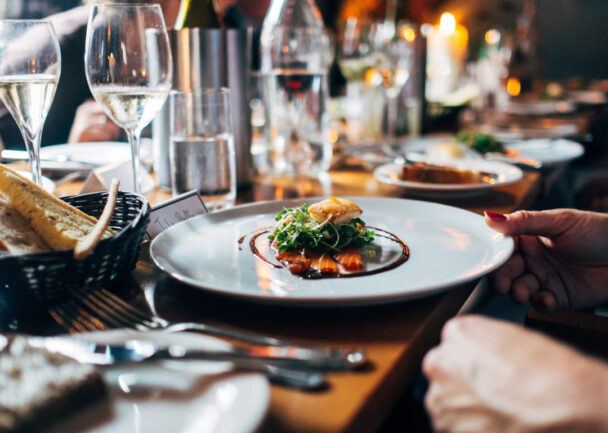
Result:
[28, 337, 330, 390]
[28, 337, 367, 371]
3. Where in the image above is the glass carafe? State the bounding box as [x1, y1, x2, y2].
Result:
[260, 0, 331, 177]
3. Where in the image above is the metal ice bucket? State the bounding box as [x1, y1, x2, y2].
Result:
[153, 28, 252, 190]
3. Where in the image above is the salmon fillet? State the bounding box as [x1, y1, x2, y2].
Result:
[275, 249, 310, 274]
[334, 248, 364, 271]
[308, 252, 339, 273]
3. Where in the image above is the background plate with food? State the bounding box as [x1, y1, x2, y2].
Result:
[400, 133, 583, 169]
[374, 160, 523, 197]
[150, 197, 514, 307]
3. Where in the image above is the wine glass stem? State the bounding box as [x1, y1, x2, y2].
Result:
[126, 128, 143, 193]
[23, 131, 42, 186]
[386, 94, 398, 145]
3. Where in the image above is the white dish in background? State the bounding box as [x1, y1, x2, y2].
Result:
[374, 160, 523, 195]
[506, 138, 584, 166]
[17, 170, 55, 194]
[503, 99, 577, 116]
[48, 330, 270, 433]
[402, 135, 584, 168]
[41, 142, 132, 167]
[150, 197, 514, 307]
[568, 90, 607, 106]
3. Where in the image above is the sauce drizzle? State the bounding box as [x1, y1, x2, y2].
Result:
[246, 226, 409, 279]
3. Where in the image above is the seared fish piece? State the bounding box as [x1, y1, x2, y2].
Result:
[308, 197, 362, 225]
[308, 251, 339, 273]
[334, 248, 364, 271]
[272, 242, 310, 274]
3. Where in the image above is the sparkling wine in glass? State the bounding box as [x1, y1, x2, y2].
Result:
[85, 4, 172, 193]
[0, 20, 61, 186]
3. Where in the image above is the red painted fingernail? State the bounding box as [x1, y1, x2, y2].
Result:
[484, 211, 507, 222]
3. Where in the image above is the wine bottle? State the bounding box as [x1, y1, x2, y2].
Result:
[174, 0, 221, 29]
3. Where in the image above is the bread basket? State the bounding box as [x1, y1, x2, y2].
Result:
[0, 191, 150, 312]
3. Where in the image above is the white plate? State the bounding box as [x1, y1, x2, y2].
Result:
[150, 197, 514, 306]
[16, 170, 55, 194]
[374, 160, 523, 195]
[402, 135, 584, 168]
[506, 138, 584, 166]
[40, 142, 132, 167]
[49, 330, 270, 433]
[503, 99, 577, 116]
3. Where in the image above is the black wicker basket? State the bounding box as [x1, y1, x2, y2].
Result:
[0, 191, 150, 312]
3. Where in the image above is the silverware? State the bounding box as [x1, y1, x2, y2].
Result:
[49, 288, 367, 370]
[29, 337, 326, 390]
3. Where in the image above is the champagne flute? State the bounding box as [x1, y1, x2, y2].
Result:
[0, 20, 61, 186]
[85, 4, 172, 193]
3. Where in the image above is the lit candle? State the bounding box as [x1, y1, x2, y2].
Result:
[425, 13, 468, 102]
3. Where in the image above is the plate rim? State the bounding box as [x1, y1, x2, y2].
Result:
[150, 196, 515, 307]
[46, 329, 271, 433]
[505, 138, 585, 165]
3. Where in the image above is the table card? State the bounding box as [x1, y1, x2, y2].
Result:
[80, 161, 155, 194]
[146, 190, 208, 239]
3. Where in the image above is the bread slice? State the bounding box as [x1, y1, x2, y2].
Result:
[0, 165, 113, 250]
[0, 193, 50, 254]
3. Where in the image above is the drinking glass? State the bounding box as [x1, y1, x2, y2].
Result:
[338, 18, 377, 87]
[369, 21, 413, 144]
[85, 4, 172, 193]
[0, 20, 61, 186]
[337, 18, 384, 142]
[170, 88, 236, 211]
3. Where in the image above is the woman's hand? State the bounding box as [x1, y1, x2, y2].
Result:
[68, 99, 121, 143]
[423, 315, 608, 433]
[485, 209, 608, 311]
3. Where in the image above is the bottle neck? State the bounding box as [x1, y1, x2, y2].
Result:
[174, 0, 222, 30]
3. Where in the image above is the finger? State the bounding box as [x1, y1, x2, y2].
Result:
[422, 346, 441, 379]
[530, 291, 558, 312]
[485, 209, 572, 238]
[488, 254, 525, 294]
[517, 236, 571, 308]
[510, 273, 540, 303]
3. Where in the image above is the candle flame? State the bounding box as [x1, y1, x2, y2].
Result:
[485, 29, 501, 45]
[401, 26, 416, 43]
[439, 13, 456, 36]
[507, 78, 521, 96]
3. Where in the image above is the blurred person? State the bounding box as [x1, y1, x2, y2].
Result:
[0, 0, 179, 150]
[423, 208, 608, 432]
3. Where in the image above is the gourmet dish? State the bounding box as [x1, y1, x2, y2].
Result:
[0, 164, 114, 256]
[0, 335, 107, 432]
[455, 130, 505, 155]
[401, 163, 483, 184]
[246, 197, 409, 279]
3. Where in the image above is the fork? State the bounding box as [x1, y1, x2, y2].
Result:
[47, 302, 327, 390]
[49, 288, 366, 370]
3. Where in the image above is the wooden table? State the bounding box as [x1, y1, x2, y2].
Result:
[47, 168, 542, 433]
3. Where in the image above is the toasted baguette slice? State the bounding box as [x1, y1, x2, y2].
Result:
[0, 194, 50, 254]
[0, 165, 114, 250]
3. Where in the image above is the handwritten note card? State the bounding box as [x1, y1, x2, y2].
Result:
[146, 190, 208, 239]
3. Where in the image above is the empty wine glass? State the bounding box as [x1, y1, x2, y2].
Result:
[85, 4, 172, 193]
[369, 21, 413, 144]
[0, 20, 61, 186]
